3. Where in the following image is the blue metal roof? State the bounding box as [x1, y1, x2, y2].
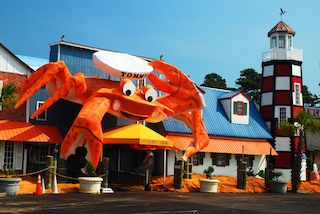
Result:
[218, 90, 242, 99]
[162, 87, 272, 139]
[16, 55, 49, 68]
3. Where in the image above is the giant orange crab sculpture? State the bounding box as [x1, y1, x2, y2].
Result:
[15, 51, 209, 168]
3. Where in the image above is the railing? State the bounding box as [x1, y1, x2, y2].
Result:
[262, 48, 303, 62]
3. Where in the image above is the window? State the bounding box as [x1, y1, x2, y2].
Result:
[216, 154, 226, 167]
[192, 154, 199, 166]
[29, 144, 50, 164]
[36, 101, 47, 121]
[294, 83, 301, 105]
[233, 101, 248, 116]
[3, 142, 14, 168]
[288, 36, 292, 50]
[279, 35, 286, 50]
[192, 152, 205, 166]
[211, 153, 231, 167]
[279, 107, 287, 122]
[236, 155, 255, 167]
[271, 36, 276, 49]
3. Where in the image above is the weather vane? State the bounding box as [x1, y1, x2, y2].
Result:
[279, 8, 286, 21]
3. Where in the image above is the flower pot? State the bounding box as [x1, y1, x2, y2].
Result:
[199, 179, 219, 193]
[78, 177, 103, 194]
[0, 177, 22, 196]
[269, 180, 288, 193]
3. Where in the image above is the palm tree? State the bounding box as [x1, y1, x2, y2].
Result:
[0, 82, 20, 110]
[280, 110, 320, 192]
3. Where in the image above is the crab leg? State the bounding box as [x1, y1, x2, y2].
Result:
[174, 110, 209, 161]
[30, 73, 87, 119]
[15, 61, 72, 109]
[60, 97, 110, 168]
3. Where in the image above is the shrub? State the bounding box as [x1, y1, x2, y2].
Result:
[84, 161, 97, 177]
[0, 165, 17, 178]
[203, 166, 214, 179]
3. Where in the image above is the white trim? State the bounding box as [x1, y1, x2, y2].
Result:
[261, 92, 273, 106]
[275, 76, 290, 90]
[263, 65, 274, 77]
[292, 65, 301, 77]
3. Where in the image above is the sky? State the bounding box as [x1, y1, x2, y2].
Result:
[1, 1, 320, 94]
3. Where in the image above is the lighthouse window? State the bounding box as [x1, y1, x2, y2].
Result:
[271, 36, 276, 49]
[288, 36, 292, 49]
[279, 107, 287, 122]
[279, 35, 286, 50]
[295, 83, 301, 105]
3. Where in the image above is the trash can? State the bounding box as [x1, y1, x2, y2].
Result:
[174, 160, 184, 189]
[237, 162, 247, 189]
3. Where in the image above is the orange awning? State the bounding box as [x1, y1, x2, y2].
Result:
[166, 135, 278, 156]
[0, 120, 62, 144]
[103, 124, 172, 149]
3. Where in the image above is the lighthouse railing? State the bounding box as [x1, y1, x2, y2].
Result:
[262, 48, 303, 62]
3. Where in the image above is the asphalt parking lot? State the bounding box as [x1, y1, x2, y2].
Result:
[1, 190, 320, 214]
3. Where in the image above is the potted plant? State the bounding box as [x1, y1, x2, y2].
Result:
[0, 166, 22, 196]
[269, 171, 288, 193]
[199, 166, 219, 193]
[78, 162, 103, 194]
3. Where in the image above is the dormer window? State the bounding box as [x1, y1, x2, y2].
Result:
[233, 101, 247, 116]
[219, 90, 250, 125]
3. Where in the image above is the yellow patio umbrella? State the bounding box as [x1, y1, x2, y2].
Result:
[103, 123, 173, 148]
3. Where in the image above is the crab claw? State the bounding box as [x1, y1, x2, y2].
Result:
[60, 97, 110, 168]
[148, 60, 180, 94]
[15, 61, 72, 109]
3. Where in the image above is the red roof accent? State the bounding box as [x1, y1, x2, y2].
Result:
[0, 120, 62, 144]
[268, 21, 295, 37]
[166, 135, 277, 156]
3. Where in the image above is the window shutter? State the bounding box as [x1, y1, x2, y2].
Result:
[14, 141, 23, 170]
[199, 152, 205, 165]
[226, 154, 231, 166]
[244, 103, 248, 115]
[250, 155, 254, 167]
[211, 153, 216, 165]
[233, 102, 238, 114]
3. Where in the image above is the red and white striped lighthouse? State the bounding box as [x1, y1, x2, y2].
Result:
[260, 21, 303, 181]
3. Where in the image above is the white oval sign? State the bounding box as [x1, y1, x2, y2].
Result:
[93, 51, 153, 80]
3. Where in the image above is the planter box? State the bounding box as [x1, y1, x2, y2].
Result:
[0, 177, 22, 196]
[78, 177, 103, 194]
[269, 180, 288, 193]
[199, 179, 219, 193]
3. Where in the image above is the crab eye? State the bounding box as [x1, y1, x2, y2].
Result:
[143, 85, 157, 102]
[120, 79, 136, 96]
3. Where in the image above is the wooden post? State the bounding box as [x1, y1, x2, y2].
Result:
[100, 157, 109, 188]
[57, 158, 67, 183]
[45, 155, 53, 189]
[184, 156, 193, 179]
